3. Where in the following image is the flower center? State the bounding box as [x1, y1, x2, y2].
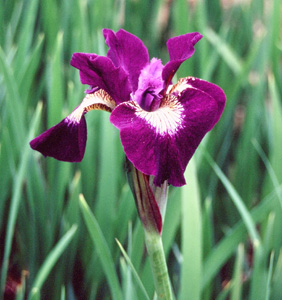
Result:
[136, 96, 184, 136]
[134, 58, 164, 112]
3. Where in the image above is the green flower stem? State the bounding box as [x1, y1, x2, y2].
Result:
[144, 230, 173, 300]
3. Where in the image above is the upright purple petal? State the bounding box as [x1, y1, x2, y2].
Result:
[103, 29, 149, 92]
[71, 53, 131, 104]
[162, 32, 203, 84]
[134, 58, 164, 111]
[110, 84, 219, 186]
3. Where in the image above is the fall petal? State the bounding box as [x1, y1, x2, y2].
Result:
[30, 116, 87, 162]
[30, 90, 115, 162]
[110, 86, 219, 186]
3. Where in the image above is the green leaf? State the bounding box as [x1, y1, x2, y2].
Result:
[230, 244, 244, 300]
[116, 238, 150, 300]
[180, 158, 202, 300]
[265, 251, 274, 300]
[202, 189, 276, 290]
[272, 250, 282, 300]
[0, 102, 42, 295]
[203, 27, 242, 75]
[28, 225, 77, 300]
[79, 194, 123, 300]
[204, 150, 261, 245]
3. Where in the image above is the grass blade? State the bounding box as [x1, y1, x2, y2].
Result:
[204, 150, 261, 245]
[265, 251, 274, 300]
[230, 244, 244, 300]
[28, 225, 77, 300]
[202, 184, 277, 290]
[79, 194, 123, 300]
[116, 238, 150, 300]
[0, 102, 42, 296]
[272, 250, 282, 300]
[179, 158, 202, 300]
[203, 27, 242, 75]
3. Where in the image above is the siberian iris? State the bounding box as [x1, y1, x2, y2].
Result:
[30, 29, 226, 187]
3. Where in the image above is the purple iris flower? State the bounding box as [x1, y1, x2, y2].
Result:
[30, 29, 226, 187]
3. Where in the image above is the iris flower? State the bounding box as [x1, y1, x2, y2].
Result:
[30, 29, 226, 187]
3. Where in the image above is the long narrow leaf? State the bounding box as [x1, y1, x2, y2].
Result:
[79, 194, 123, 300]
[180, 158, 202, 300]
[204, 150, 261, 245]
[28, 225, 77, 300]
[0, 102, 42, 295]
[115, 238, 150, 300]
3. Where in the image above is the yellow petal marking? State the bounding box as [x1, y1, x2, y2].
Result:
[67, 89, 116, 124]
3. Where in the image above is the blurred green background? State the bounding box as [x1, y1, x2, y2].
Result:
[0, 0, 281, 299]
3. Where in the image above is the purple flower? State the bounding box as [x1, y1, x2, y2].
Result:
[30, 29, 226, 187]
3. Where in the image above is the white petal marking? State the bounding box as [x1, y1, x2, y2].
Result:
[136, 96, 184, 136]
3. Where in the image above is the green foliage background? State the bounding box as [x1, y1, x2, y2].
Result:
[0, 0, 282, 299]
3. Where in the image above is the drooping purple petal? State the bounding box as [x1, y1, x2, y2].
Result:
[71, 53, 131, 104]
[110, 84, 219, 186]
[30, 89, 115, 162]
[162, 32, 203, 84]
[30, 116, 87, 162]
[184, 77, 226, 125]
[103, 29, 149, 93]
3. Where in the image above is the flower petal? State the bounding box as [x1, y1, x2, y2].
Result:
[30, 89, 115, 162]
[103, 29, 149, 92]
[134, 58, 164, 111]
[162, 32, 203, 84]
[110, 86, 219, 186]
[70, 53, 131, 104]
[184, 77, 226, 125]
[30, 116, 87, 162]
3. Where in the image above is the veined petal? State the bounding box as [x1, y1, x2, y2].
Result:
[110, 85, 219, 186]
[162, 32, 203, 84]
[80, 89, 116, 113]
[183, 77, 226, 125]
[70, 53, 131, 104]
[169, 76, 226, 128]
[103, 29, 149, 92]
[30, 89, 115, 162]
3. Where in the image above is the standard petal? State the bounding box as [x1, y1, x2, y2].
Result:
[110, 87, 218, 186]
[134, 58, 164, 111]
[103, 29, 149, 92]
[162, 32, 203, 84]
[30, 116, 87, 162]
[70, 53, 131, 104]
[30, 89, 115, 162]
